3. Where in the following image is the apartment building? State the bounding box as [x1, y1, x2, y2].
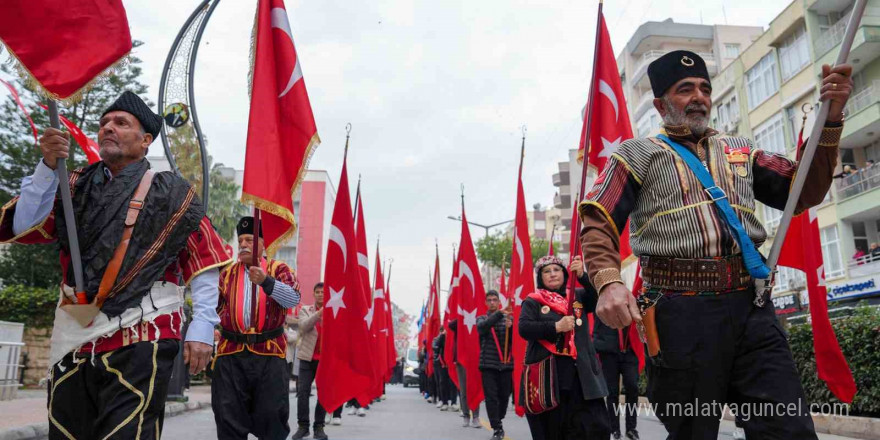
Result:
[712, 0, 880, 315]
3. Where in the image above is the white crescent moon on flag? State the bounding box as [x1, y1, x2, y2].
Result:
[598, 79, 619, 123]
[515, 233, 525, 270]
[270, 7, 303, 98]
[459, 261, 475, 291]
[329, 225, 347, 267]
[358, 252, 369, 270]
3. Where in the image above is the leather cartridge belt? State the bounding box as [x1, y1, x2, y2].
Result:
[220, 327, 284, 345]
[639, 255, 752, 292]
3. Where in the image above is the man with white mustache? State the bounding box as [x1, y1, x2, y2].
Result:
[579, 50, 852, 439]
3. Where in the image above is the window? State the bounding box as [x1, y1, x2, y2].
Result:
[761, 203, 782, 235]
[852, 221, 869, 255]
[729, 96, 739, 121]
[637, 112, 661, 137]
[753, 113, 786, 154]
[746, 53, 779, 109]
[778, 26, 810, 81]
[774, 266, 806, 293]
[821, 225, 845, 278]
[725, 44, 740, 58]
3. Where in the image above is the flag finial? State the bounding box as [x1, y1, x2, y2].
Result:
[344, 122, 352, 158]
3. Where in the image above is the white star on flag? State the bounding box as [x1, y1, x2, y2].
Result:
[599, 136, 621, 159]
[461, 307, 477, 333]
[499, 294, 509, 309]
[326, 286, 346, 318]
[364, 306, 375, 329]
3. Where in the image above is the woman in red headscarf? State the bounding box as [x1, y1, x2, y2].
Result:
[518, 255, 611, 439]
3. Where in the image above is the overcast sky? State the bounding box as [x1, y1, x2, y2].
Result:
[1, 0, 791, 322]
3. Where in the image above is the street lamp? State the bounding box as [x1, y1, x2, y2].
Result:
[446, 216, 514, 239]
[447, 215, 514, 290]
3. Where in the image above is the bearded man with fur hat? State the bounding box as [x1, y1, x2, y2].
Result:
[0, 91, 231, 439]
[580, 50, 852, 439]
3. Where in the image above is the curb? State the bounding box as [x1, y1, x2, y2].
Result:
[0, 401, 211, 440]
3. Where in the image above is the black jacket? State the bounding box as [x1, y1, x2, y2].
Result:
[432, 333, 445, 366]
[592, 318, 635, 354]
[518, 275, 608, 402]
[477, 310, 513, 371]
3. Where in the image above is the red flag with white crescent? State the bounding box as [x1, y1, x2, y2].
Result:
[315, 157, 372, 413]
[242, 0, 320, 257]
[457, 208, 487, 411]
[577, 8, 634, 264]
[776, 127, 855, 403]
[510, 166, 536, 417]
[354, 192, 381, 403]
[444, 249, 461, 387]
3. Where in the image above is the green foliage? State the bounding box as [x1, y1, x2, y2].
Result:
[0, 244, 61, 289]
[474, 232, 559, 270]
[0, 285, 58, 328]
[207, 164, 249, 243]
[789, 303, 880, 417]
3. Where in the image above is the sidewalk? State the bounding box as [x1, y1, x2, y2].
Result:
[0, 386, 213, 440]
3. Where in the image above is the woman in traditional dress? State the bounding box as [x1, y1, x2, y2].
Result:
[519, 255, 611, 439]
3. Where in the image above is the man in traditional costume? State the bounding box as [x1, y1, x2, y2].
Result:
[211, 216, 301, 439]
[0, 91, 231, 439]
[580, 51, 852, 439]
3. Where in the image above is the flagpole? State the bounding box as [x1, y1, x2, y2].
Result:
[506, 126, 527, 363]
[47, 101, 87, 303]
[354, 174, 361, 221]
[763, 0, 866, 304]
[566, 0, 604, 309]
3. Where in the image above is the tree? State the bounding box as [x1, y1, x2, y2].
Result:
[474, 232, 558, 270]
[0, 42, 151, 288]
[208, 163, 249, 242]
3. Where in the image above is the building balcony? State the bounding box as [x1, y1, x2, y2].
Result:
[848, 253, 880, 278]
[841, 82, 880, 149]
[553, 193, 572, 209]
[835, 164, 880, 202]
[552, 171, 570, 187]
[632, 50, 716, 88]
[813, 8, 880, 75]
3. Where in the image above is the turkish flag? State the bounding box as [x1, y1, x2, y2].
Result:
[242, 0, 320, 257]
[426, 251, 442, 378]
[444, 250, 461, 387]
[372, 248, 392, 380]
[315, 157, 372, 412]
[457, 208, 487, 411]
[776, 127, 855, 403]
[354, 192, 380, 403]
[0, 1, 131, 100]
[576, 7, 634, 263]
[510, 169, 536, 417]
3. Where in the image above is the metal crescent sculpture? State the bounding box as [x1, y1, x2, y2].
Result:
[158, 0, 221, 206]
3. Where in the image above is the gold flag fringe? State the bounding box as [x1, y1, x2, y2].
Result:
[0, 41, 131, 106]
[240, 132, 321, 258]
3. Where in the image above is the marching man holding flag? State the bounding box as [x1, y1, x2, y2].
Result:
[580, 48, 854, 438]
